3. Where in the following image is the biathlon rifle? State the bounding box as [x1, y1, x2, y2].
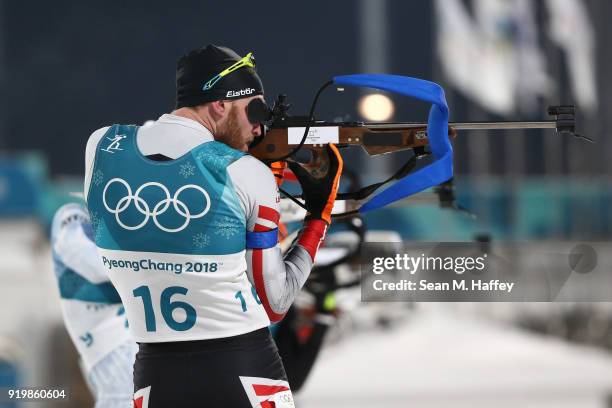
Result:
[250, 103, 586, 159]
[248, 75, 591, 218]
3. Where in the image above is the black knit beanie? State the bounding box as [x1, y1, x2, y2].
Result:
[175, 44, 264, 108]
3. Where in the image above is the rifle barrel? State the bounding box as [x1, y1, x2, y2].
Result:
[451, 121, 558, 131]
[364, 121, 558, 131]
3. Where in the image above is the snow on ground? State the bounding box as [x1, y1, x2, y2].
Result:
[297, 308, 612, 408]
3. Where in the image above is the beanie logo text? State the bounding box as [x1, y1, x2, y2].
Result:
[226, 88, 255, 98]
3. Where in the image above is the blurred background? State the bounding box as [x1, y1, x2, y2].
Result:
[1, 0, 612, 407]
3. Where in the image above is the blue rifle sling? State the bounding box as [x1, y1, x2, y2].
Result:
[332, 74, 453, 212]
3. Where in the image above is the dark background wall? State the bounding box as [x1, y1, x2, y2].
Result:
[1, 0, 609, 177]
[0, 1, 431, 175]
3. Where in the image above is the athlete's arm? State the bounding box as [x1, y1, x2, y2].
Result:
[51, 203, 109, 284]
[229, 156, 328, 323]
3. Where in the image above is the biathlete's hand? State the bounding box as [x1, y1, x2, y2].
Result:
[288, 144, 343, 225]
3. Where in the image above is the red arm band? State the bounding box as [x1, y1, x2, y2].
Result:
[297, 219, 328, 260]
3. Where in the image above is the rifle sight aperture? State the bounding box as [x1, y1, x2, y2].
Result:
[270, 94, 292, 124]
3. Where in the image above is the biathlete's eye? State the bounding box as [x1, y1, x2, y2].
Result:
[246, 98, 272, 125]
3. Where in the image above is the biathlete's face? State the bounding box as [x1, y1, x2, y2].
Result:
[216, 95, 264, 152]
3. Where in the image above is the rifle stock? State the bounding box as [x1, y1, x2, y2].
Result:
[249, 125, 457, 160]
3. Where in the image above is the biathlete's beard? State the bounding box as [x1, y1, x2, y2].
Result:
[216, 104, 246, 151]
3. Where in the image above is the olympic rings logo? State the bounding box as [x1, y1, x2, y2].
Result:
[102, 178, 211, 233]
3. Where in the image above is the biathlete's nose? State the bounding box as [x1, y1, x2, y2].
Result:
[253, 123, 262, 137]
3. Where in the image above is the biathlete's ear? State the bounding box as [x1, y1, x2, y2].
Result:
[209, 100, 229, 120]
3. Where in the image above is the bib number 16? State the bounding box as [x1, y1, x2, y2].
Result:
[133, 285, 196, 332]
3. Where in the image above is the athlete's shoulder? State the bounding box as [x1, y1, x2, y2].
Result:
[233, 155, 274, 177]
[87, 126, 112, 148]
[229, 155, 276, 188]
[84, 126, 113, 200]
[85, 126, 112, 166]
[91, 126, 112, 137]
[228, 155, 280, 220]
